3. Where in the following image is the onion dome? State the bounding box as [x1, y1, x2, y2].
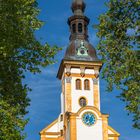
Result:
[64, 0, 99, 61]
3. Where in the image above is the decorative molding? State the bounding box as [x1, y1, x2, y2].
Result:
[80, 72, 85, 77]
[66, 77, 72, 83]
[57, 59, 102, 79]
[77, 106, 102, 117]
[46, 132, 61, 135]
[94, 66, 100, 78]
[93, 77, 100, 110]
[65, 73, 96, 78]
[66, 65, 71, 76]
[65, 77, 72, 112]
[92, 78, 98, 85]
[80, 66, 85, 77]
[108, 134, 119, 137]
[40, 119, 58, 134]
[108, 126, 120, 136]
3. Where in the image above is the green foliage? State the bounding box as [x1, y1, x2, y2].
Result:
[0, 0, 60, 139]
[95, 0, 140, 129]
[0, 100, 28, 140]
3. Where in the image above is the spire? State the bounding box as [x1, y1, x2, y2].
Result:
[64, 0, 98, 62]
[68, 0, 89, 41]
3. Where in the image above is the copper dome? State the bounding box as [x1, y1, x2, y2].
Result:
[64, 40, 99, 61]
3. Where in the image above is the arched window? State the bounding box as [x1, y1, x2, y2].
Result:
[84, 79, 90, 90]
[76, 79, 81, 90]
[79, 97, 87, 107]
[72, 24, 76, 33]
[78, 23, 83, 33]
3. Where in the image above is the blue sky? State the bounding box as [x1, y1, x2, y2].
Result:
[24, 0, 140, 140]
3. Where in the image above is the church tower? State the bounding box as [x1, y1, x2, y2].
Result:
[40, 1, 120, 140]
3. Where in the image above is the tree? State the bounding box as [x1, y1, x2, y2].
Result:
[0, 0, 60, 139]
[95, 0, 140, 129]
[0, 100, 28, 140]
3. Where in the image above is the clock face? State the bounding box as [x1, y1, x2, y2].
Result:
[76, 40, 88, 56]
[80, 49, 85, 55]
[82, 112, 96, 126]
[77, 48, 88, 56]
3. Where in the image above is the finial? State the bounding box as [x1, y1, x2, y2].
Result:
[72, 0, 86, 15]
[80, 40, 84, 47]
[73, 0, 84, 3]
[68, 0, 89, 41]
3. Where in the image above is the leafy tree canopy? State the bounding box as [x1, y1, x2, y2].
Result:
[0, 0, 60, 139]
[95, 0, 140, 129]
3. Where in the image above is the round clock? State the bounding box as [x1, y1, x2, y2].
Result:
[82, 112, 96, 126]
[80, 49, 85, 55]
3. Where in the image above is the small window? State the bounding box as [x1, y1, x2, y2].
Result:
[79, 97, 87, 107]
[84, 79, 90, 90]
[78, 23, 83, 33]
[72, 24, 76, 33]
[60, 114, 63, 121]
[76, 79, 81, 90]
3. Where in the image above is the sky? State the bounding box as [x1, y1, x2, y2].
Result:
[24, 0, 140, 140]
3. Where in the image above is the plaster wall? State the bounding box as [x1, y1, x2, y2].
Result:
[47, 123, 58, 132]
[71, 76, 94, 112]
[71, 68, 95, 74]
[61, 93, 64, 114]
[62, 68, 101, 113]
[108, 129, 114, 134]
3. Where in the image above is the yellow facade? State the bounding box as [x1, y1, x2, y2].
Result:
[70, 115, 77, 140]
[40, 107, 120, 140]
[65, 81, 72, 112]
[40, 60, 120, 140]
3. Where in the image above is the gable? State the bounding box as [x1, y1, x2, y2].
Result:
[108, 125, 120, 137]
[40, 119, 58, 135]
